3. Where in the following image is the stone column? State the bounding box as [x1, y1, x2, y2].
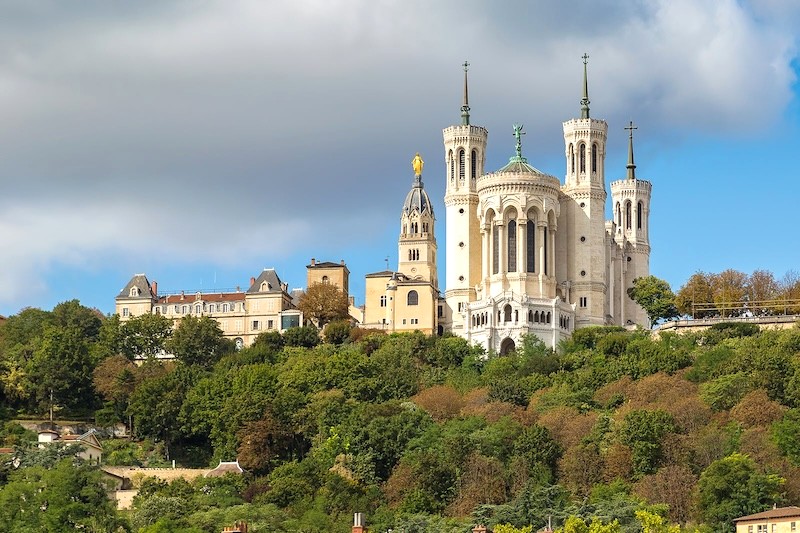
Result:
[549, 227, 556, 277]
[496, 222, 506, 275]
[537, 222, 547, 277]
[517, 218, 526, 275]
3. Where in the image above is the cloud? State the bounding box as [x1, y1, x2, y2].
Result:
[0, 0, 797, 311]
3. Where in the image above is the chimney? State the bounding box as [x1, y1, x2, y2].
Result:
[341, 259, 345, 265]
[352, 512, 365, 533]
[311, 257, 316, 266]
[250, 277, 255, 288]
[151, 281, 157, 297]
[180, 291, 185, 300]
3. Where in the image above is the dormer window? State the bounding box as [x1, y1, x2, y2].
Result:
[129, 287, 139, 297]
[261, 281, 269, 292]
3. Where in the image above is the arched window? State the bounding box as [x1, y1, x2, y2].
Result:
[222, 303, 229, 312]
[626, 201, 632, 229]
[528, 310, 533, 322]
[471, 149, 477, 181]
[526, 220, 535, 272]
[195, 305, 202, 314]
[569, 144, 574, 174]
[616, 202, 622, 227]
[129, 287, 139, 297]
[182, 305, 188, 314]
[504, 304, 512, 322]
[407, 290, 419, 306]
[458, 149, 465, 181]
[422, 222, 428, 233]
[637, 202, 643, 230]
[507, 220, 517, 272]
[534, 310, 540, 323]
[449, 150, 454, 183]
[591, 143, 598, 172]
[579, 143, 586, 173]
[492, 224, 499, 275]
[546, 312, 551, 324]
[322, 276, 329, 284]
[514, 309, 519, 322]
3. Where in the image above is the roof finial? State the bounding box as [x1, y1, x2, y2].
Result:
[461, 61, 470, 125]
[581, 53, 590, 119]
[509, 123, 528, 163]
[625, 120, 638, 179]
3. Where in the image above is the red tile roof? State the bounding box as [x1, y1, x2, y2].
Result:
[734, 506, 800, 522]
[158, 292, 245, 304]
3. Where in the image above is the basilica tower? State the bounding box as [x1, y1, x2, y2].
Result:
[560, 55, 609, 327]
[610, 122, 652, 325]
[443, 62, 488, 334]
[398, 155, 438, 289]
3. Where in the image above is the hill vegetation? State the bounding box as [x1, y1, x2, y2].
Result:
[1, 299, 800, 532]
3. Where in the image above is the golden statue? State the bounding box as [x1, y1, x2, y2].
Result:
[412, 152, 424, 176]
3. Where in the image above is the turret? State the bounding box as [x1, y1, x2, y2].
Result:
[443, 61, 488, 333]
[398, 154, 437, 288]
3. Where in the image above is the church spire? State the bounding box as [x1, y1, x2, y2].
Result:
[461, 61, 470, 125]
[580, 53, 590, 119]
[625, 120, 638, 179]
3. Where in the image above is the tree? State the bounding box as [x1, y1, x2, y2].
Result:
[675, 272, 715, 318]
[120, 313, 174, 360]
[747, 270, 780, 314]
[282, 326, 320, 348]
[627, 276, 679, 325]
[712, 269, 748, 317]
[618, 409, 676, 478]
[696, 453, 784, 532]
[297, 282, 350, 328]
[166, 314, 233, 368]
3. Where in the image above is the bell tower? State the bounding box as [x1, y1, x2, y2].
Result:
[561, 54, 609, 327]
[610, 121, 652, 326]
[443, 61, 488, 334]
[398, 154, 438, 289]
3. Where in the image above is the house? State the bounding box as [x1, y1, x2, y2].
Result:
[734, 506, 800, 532]
[37, 428, 103, 464]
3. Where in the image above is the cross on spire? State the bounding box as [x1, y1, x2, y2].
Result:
[512, 123, 526, 161]
[580, 53, 590, 119]
[461, 60, 471, 125]
[625, 120, 638, 179]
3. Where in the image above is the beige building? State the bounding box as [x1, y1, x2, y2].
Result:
[734, 506, 800, 533]
[361, 58, 652, 351]
[115, 269, 301, 349]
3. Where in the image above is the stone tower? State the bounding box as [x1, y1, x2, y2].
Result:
[443, 61, 488, 334]
[398, 162, 438, 289]
[560, 55, 609, 327]
[610, 121, 652, 325]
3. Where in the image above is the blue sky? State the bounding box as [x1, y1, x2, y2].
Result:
[1, 0, 799, 317]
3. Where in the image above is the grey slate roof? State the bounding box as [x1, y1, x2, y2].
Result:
[402, 176, 434, 216]
[247, 269, 285, 294]
[116, 274, 154, 300]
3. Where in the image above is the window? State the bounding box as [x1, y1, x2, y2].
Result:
[791, 522, 796, 531]
[569, 144, 574, 173]
[504, 304, 512, 322]
[579, 143, 586, 173]
[268, 319, 274, 329]
[438, 306, 443, 317]
[252, 320, 260, 331]
[222, 303, 229, 312]
[637, 201, 643, 229]
[591, 142, 597, 172]
[579, 297, 588, 308]
[195, 305, 201, 314]
[129, 287, 139, 297]
[449, 150, 454, 183]
[281, 315, 300, 329]
[407, 291, 419, 306]
[526, 220, 535, 272]
[122, 307, 129, 317]
[402, 319, 407, 325]
[543, 227, 548, 275]
[182, 305, 188, 314]
[235, 319, 242, 331]
[507, 220, 517, 272]
[626, 201, 632, 229]
[471, 149, 477, 181]
[616, 202, 622, 226]
[411, 318, 419, 325]
[458, 149, 465, 181]
[380, 295, 387, 307]
[154, 307, 160, 315]
[322, 276, 329, 284]
[174, 305, 180, 313]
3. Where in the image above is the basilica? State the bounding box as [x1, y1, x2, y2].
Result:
[116, 58, 652, 353]
[359, 58, 652, 352]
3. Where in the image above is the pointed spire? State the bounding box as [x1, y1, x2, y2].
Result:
[580, 53, 590, 119]
[461, 61, 470, 125]
[625, 120, 638, 179]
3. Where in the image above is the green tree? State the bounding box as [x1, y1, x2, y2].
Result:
[696, 453, 784, 532]
[120, 312, 174, 360]
[771, 408, 800, 466]
[167, 314, 233, 367]
[618, 409, 676, 478]
[323, 320, 352, 345]
[297, 282, 350, 328]
[283, 326, 320, 348]
[0, 459, 122, 531]
[627, 276, 679, 325]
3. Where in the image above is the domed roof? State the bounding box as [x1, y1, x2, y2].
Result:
[402, 176, 433, 216]
[496, 156, 545, 175]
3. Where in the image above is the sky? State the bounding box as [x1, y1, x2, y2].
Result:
[1, 0, 800, 317]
